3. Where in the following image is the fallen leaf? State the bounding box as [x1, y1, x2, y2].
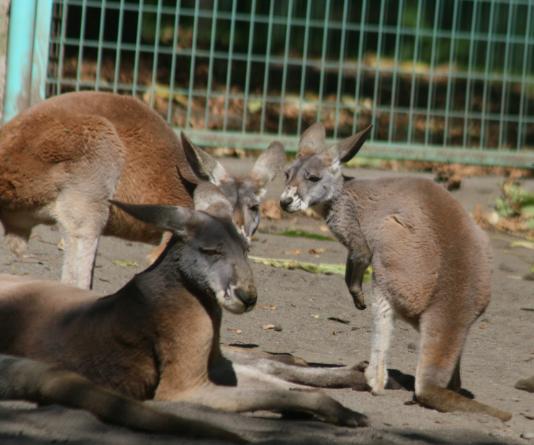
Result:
[262, 324, 282, 331]
[309, 247, 326, 255]
[227, 328, 242, 334]
[285, 248, 302, 256]
[511, 240, 534, 250]
[112, 259, 138, 268]
[259, 304, 277, 311]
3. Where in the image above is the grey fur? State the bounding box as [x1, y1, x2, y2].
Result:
[279, 122, 511, 421]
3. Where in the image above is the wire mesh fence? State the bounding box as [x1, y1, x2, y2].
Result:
[46, 0, 534, 167]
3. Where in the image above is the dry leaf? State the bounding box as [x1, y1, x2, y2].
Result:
[227, 328, 242, 334]
[262, 324, 282, 331]
[308, 247, 325, 255]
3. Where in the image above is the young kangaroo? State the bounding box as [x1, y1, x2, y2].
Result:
[0, 91, 285, 289]
[279, 123, 512, 421]
[0, 183, 367, 427]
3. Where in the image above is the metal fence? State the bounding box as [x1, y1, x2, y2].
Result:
[5, 0, 534, 167]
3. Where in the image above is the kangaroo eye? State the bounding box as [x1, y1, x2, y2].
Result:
[249, 204, 259, 212]
[200, 246, 223, 256]
[306, 174, 322, 183]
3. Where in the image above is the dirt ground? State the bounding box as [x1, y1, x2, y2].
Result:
[0, 160, 533, 444]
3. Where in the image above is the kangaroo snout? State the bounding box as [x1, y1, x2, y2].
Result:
[280, 196, 294, 211]
[234, 286, 257, 312]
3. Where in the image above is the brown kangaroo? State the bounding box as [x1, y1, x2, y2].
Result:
[0, 91, 285, 289]
[279, 122, 512, 421]
[0, 183, 368, 428]
[0, 353, 245, 442]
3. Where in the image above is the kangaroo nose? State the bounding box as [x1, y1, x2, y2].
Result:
[235, 287, 257, 311]
[280, 197, 293, 211]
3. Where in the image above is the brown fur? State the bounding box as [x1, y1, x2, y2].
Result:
[0, 195, 367, 428]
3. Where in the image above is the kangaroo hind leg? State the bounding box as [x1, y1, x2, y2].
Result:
[415, 312, 511, 421]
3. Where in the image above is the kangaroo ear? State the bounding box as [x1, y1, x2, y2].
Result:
[193, 182, 233, 220]
[178, 132, 230, 185]
[249, 141, 286, 197]
[335, 124, 372, 163]
[298, 122, 326, 158]
[110, 200, 192, 236]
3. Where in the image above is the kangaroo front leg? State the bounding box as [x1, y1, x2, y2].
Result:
[365, 287, 394, 395]
[345, 250, 371, 310]
[175, 383, 368, 427]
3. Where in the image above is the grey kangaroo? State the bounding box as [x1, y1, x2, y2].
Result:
[279, 122, 512, 421]
[0, 183, 368, 428]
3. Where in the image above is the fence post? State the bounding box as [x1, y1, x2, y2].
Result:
[31, 0, 53, 105]
[0, 0, 10, 122]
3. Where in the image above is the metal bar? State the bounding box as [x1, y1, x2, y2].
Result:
[296, 0, 312, 134]
[462, 0, 479, 148]
[186, 129, 534, 169]
[479, 1, 497, 149]
[352, 0, 367, 133]
[148, 0, 163, 108]
[75, 0, 88, 91]
[95, 0, 107, 91]
[442, 0, 460, 146]
[241, 0, 256, 133]
[406, 0, 423, 144]
[203, 0, 218, 130]
[498, 1, 515, 149]
[517, 1, 533, 150]
[3, 0, 37, 123]
[166, 0, 182, 123]
[333, 0, 349, 139]
[259, 0, 275, 134]
[222, 0, 238, 132]
[370, 0, 386, 139]
[131, 0, 144, 96]
[277, 0, 294, 135]
[387, 0, 404, 143]
[57, 0, 534, 43]
[112, 0, 125, 93]
[185, 0, 200, 128]
[31, 0, 54, 103]
[316, 0, 331, 121]
[55, 0, 69, 94]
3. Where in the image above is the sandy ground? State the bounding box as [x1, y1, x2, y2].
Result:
[0, 160, 533, 444]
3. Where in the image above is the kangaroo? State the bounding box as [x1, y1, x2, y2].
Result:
[0, 183, 368, 427]
[515, 375, 534, 393]
[0, 91, 285, 289]
[0, 353, 244, 442]
[279, 122, 512, 421]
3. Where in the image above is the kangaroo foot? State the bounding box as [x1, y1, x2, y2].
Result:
[515, 375, 534, 393]
[416, 384, 512, 421]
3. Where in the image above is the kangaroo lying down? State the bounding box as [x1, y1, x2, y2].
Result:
[279, 123, 512, 421]
[0, 184, 368, 428]
[0, 353, 244, 442]
[0, 91, 285, 289]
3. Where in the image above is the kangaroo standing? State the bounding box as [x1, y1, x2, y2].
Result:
[0, 91, 285, 289]
[279, 123, 511, 421]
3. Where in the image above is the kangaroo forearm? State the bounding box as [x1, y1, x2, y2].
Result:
[345, 252, 371, 310]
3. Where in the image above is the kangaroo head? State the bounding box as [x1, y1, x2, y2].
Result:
[110, 183, 257, 314]
[280, 123, 372, 213]
[178, 133, 286, 243]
